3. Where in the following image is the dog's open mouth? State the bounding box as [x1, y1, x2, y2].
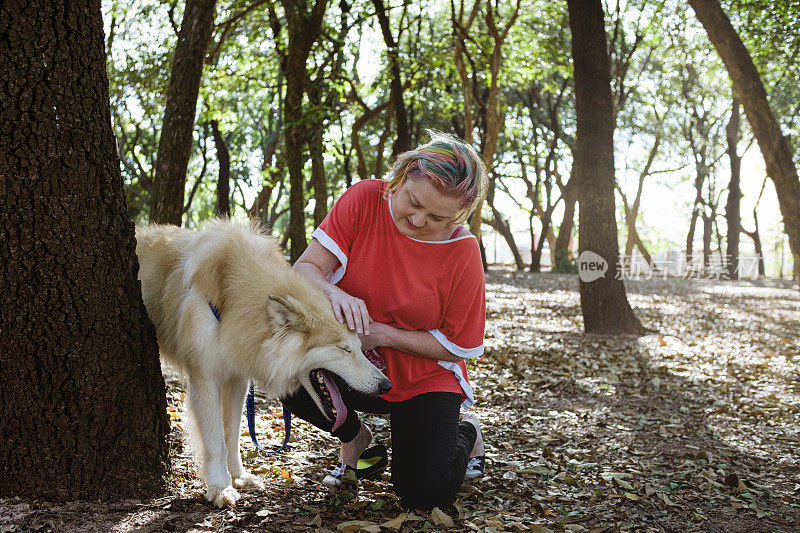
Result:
[309, 369, 347, 432]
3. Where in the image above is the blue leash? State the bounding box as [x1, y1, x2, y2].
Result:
[209, 302, 291, 454]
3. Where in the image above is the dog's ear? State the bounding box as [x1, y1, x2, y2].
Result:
[267, 295, 303, 331]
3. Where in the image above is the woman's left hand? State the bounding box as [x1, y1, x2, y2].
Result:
[359, 321, 392, 351]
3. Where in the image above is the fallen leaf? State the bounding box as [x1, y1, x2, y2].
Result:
[380, 513, 409, 531]
[337, 520, 375, 533]
[430, 507, 454, 527]
[369, 498, 386, 511]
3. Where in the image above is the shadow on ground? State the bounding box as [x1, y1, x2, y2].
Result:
[1, 269, 798, 532]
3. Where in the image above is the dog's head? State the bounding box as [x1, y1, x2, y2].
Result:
[265, 294, 392, 432]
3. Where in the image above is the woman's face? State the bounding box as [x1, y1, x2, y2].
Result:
[391, 177, 462, 241]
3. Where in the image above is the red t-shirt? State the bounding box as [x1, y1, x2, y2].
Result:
[312, 179, 486, 407]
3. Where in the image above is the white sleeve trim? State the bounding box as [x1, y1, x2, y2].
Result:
[428, 328, 484, 359]
[438, 361, 475, 409]
[311, 228, 348, 284]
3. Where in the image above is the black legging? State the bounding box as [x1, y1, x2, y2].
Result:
[282, 379, 477, 511]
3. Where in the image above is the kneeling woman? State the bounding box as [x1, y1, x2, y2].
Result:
[285, 131, 487, 511]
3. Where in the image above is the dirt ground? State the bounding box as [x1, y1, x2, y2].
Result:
[2, 270, 799, 533]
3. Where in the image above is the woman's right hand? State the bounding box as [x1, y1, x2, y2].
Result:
[293, 239, 371, 335]
[327, 286, 371, 335]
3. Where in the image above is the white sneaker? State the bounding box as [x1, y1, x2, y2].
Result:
[323, 463, 357, 486]
[465, 455, 485, 479]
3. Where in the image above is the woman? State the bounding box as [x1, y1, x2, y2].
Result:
[285, 131, 487, 511]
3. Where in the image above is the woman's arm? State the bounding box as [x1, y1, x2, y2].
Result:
[361, 322, 465, 363]
[293, 239, 372, 335]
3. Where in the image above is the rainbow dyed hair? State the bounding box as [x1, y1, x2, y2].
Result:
[386, 130, 488, 224]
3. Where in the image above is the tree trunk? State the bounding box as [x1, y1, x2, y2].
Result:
[531, 212, 552, 273]
[567, 0, 643, 334]
[452, 0, 480, 145]
[210, 120, 231, 218]
[307, 85, 328, 227]
[554, 170, 578, 264]
[702, 210, 713, 268]
[372, 0, 410, 155]
[249, 113, 283, 220]
[0, 0, 170, 500]
[488, 210, 525, 270]
[725, 96, 742, 279]
[467, 1, 520, 251]
[686, 166, 708, 264]
[622, 132, 660, 258]
[689, 0, 800, 283]
[151, 0, 217, 224]
[282, 0, 328, 263]
[619, 191, 656, 271]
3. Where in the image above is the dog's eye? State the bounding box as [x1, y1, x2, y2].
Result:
[339, 345, 352, 353]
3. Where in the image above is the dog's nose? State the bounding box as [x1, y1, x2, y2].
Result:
[378, 377, 392, 394]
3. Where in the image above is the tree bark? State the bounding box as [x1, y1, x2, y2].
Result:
[0, 0, 170, 500]
[151, 0, 217, 225]
[282, 0, 328, 263]
[210, 120, 231, 218]
[567, 0, 643, 334]
[689, 0, 800, 283]
[725, 96, 742, 279]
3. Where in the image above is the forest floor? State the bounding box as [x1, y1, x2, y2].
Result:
[2, 269, 799, 533]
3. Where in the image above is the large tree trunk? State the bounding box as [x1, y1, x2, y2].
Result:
[282, 0, 328, 263]
[210, 120, 231, 218]
[0, 0, 170, 500]
[151, 0, 217, 224]
[725, 96, 742, 279]
[567, 0, 643, 334]
[689, 0, 800, 283]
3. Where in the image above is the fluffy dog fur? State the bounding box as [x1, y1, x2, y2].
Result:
[135, 220, 391, 507]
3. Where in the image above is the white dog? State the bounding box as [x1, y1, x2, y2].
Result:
[135, 220, 391, 507]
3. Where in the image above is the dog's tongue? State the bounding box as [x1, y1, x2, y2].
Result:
[321, 370, 347, 432]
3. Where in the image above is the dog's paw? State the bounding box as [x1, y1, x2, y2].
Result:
[233, 472, 265, 491]
[205, 484, 241, 507]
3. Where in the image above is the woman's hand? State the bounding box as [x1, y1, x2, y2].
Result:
[358, 321, 392, 351]
[360, 323, 464, 363]
[328, 286, 371, 335]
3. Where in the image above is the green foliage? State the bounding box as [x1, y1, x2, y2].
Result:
[103, 0, 794, 272]
[552, 249, 578, 274]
